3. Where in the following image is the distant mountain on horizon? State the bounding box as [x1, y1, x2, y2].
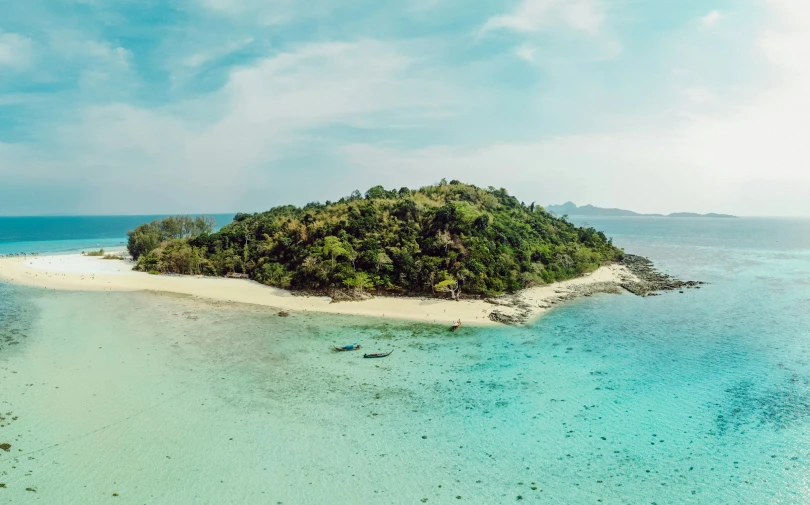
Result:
[545, 202, 737, 219]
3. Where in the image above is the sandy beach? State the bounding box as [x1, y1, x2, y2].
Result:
[0, 252, 637, 325]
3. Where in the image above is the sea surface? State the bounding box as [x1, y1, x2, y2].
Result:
[0, 215, 235, 256]
[2, 216, 810, 504]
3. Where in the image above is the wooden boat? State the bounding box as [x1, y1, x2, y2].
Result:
[451, 320, 462, 332]
[334, 344, 361, 351]
[363, 350, 393, 358]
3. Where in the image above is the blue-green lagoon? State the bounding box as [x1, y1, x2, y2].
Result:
[2, 217, 810, 504]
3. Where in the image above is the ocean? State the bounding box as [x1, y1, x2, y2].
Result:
[0, 215, 235, 256]
[1, 216, 810, 504]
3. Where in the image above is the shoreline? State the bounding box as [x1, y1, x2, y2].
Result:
[0, 253, 639, 326]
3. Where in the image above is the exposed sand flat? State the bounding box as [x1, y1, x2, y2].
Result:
[0, 253, 637, 326]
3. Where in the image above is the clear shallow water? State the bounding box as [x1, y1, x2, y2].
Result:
[0, 215, 234, 255]
[1, 217, 810, 504]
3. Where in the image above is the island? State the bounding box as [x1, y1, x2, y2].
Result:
[546, 202, 737, 218]
[127, 181, 624, 297]
[0, 182, 700, 326]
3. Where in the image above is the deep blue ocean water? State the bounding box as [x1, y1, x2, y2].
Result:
[1, 216, 810, 503]
[0, 214, 234, 255]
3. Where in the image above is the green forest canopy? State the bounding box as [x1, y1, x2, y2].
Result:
[127, 181, 623, 298]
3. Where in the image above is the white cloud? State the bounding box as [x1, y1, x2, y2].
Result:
[182, 38, 254, 68]
[20, 32, 136, 98]
[483, 0, 618, 67]
[193, 0, 316, 24]
[340, 135, 719, 214]
[196, 0, 269, 16]
[4, 0, 810, 217]
[515, 44, 537, 62]
[0, 31, 34, 69]
[50, 34, 132, 69]
[682, 87, 715, 104]
[0, 40, 455, 213]
[339, 1, 810, 217]
[482, 0, 605, 35]
[700, 10, 722, 28]
[169, 37, 256, 88]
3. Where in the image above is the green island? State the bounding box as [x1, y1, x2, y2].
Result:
[127, 181, 623, 298]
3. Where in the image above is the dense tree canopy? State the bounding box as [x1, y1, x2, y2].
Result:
[128, 182, 623, 297]
[127, 215, 215, 261]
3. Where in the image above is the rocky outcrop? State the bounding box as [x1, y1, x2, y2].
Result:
[486, 281, 625, 325]
[488, 310, 524, 325]
[484, 297, 513, 307]
[620, 254, 704, 296]
[564, 281, 623, 298]
[483, 256, 704, 326]
[328, 289, 374, 303]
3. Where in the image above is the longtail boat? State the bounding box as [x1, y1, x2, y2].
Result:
[451, 320, 462, 332]
[363, 350, 393, 358]
[335, 344, 361, 351]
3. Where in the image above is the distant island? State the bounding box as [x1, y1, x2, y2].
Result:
[126, 181, 624, 298]
[545, 202, 737, 219]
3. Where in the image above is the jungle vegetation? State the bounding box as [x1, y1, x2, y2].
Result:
[127, 181, 623, 298]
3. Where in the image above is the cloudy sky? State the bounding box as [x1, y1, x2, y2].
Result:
[1, 0, 808, 216]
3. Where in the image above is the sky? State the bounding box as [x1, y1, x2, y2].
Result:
[1, 0, 809, 216]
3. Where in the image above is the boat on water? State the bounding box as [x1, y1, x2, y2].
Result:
[451, 319, 462, 332]
[363, 350, 393, 358]
[335, 343, 361, 351]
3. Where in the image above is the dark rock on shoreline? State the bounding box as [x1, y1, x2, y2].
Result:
[289, 288, 375, 302]
[486, 281, 625, 325]
[620, 254, 704, 296]
[328, 289, 374, 303]
[485, 255, 703, 325]
[489, 311, 524, 325]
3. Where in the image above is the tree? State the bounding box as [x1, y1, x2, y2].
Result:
[434, 274, 460, 300]
[125, 181, 623, 295]
[192, 215, 216, 236]
[158, 216, 184, 238]
[302, 256, 319, 272]
[375, 251, 392, 272]
[224, 254, 242, 274]
[322, 236, 347, 270]
[365, 185, 391, 200]
[127, 215, 215, 260]
[127, 223, 161, 260]
[344, 272, 373, 292]
[259, 233, 277, 254]
[345, 245, 358, 270]
[436, 230, 453, 253]
[473, 215, 489, 231]
[258, 263, 292, 288]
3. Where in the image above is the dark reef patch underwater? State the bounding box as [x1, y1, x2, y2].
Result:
[0, 283, 36, 353]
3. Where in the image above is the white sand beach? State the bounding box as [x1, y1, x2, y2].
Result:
[0, 252, 637, 325]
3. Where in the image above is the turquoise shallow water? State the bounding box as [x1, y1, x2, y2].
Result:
[1, 217, 810, 504]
